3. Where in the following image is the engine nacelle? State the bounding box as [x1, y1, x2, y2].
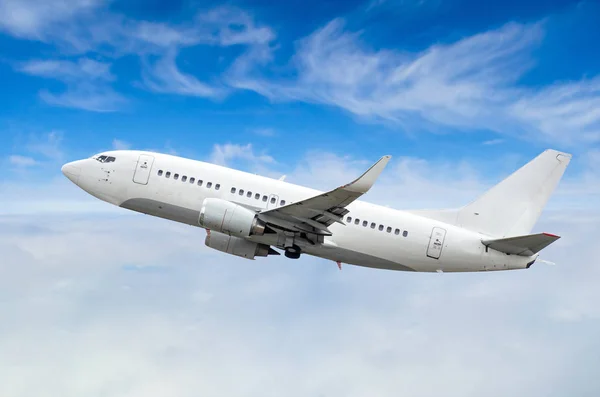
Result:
[199, 198, 266, 238]
[205, 231, 270, 260]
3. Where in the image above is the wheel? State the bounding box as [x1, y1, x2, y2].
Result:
[284, 245, 301, 259]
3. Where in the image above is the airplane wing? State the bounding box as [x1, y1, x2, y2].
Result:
[258, 155, 391, 236]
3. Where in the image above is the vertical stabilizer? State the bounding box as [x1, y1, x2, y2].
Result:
[456, 149, 571, 237]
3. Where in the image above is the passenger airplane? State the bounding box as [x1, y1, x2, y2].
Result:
[61, 148, 571, 273]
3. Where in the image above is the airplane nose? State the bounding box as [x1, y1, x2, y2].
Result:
[61, 161, 81, 184]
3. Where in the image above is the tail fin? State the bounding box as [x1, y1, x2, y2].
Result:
[456, 149, 571, 237]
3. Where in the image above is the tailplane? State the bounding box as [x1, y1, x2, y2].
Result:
[410, 149, 571, 238]
[481, 232, 560, 256]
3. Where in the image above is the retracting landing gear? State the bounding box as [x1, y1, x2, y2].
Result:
[284, 244, 301, 259]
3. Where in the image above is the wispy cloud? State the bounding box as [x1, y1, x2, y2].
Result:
[209, 143, 275, 167]
[0, 0, 103, 41]
[112, 138, 131, 150]
[140, 50, 227, 98]
[229, 19, 600, 145]
[18, 58, 125, 112]
[25, 131, 64, 161]
[8, 155, 37, 167]
[483, 138, 504, 145]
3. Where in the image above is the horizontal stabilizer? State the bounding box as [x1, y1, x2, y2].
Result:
[482, 233, 560, 256]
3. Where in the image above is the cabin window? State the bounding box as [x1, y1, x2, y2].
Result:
[158, 170, 163, 176]
[190, 177, 195, 184]
[247, 191, 252, 198]
[182, 176, 187, 182]
[280, 200, 286, 206]
[370, 222, 376, 229]
[395, 228, 400, 235]
[270, 197, 276, 204]
[346, 217, 352, 223]
[362, 220, 368, 227]
[354, 218, 360, 225]
[403, 231, 408, 237]
[166, 172, 171, 178]
[255, 193, 260, 200]
[239, 189, 244, 196]
[262, 195, 268, 202]
[378, 224, 384, 231]
[386, 226, 392, 233]
[231, 187, 236, 194]
[207, 182, 212, 188]
[215, 184, 220, 190]
[174, 173, 179, 180]
[197, 180, 203, 186]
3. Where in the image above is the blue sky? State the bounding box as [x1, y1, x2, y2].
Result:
[1, 1, 600, 396]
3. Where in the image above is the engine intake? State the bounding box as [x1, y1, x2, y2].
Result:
[205, 231, 271, 260]
[199, 198, 266, 238]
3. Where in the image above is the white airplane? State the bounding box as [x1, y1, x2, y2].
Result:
[61, 148, 571, 273]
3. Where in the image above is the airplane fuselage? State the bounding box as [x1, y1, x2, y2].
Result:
[61, 150, 535, 273]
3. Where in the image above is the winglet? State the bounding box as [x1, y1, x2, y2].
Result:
[342, 155, 391, 193]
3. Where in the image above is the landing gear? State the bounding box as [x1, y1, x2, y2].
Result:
[284, 244, 301, 259]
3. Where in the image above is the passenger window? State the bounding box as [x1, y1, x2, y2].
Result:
[270, 197, 276, 204]
[197, 180, 203, 186]
[378, 224, 384, 231]
[347, 217, 352, 223]
[395, 228, 400, 235]
[182, 176, 187, 182]
[166, 172, 171, 178]
[362, 220, 367, 227]
[158, 170, 163, 176]
[255, 193, 260, 200]
[354, 218, 360, 225]
[190, 177, 195, 184]
[403, 231, 408, 237]
[215, 184, 220, 190]
[247, 191, 252, 198]
[231, 187, 236, 194]
[370, 222, 376, 229]
[174, 174, 179, 180]
[239, 189, 244, 195]
[281, 200, 286, 206]
[262, 195, 268, 202]
[386, 226, 392, 233]
[207, 182, 212, 188]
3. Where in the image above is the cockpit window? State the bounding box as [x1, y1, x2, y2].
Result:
[94, 155, 116, 163]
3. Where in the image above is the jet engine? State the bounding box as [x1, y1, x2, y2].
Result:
[205, 230, 274, 260]
[199, 198, 266, 238]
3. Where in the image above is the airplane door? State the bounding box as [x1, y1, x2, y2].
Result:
[133, 154, 155, 185]
[426, 227, 446, 259]
[267, 194, 279, 209]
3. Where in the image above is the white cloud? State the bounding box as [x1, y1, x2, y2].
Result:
[140, 50, 227, 98]
[483, 138, 504, 145]
[112, 138, 131, 150]
[19, 58, 114, 81]
[0, 0, 103, 40]
[25, 131, 64, 161]
[1, 157, 599, 396]
[209, 143, 275, 167]
[19, 58, 124, 112]
[230, 19, 600, 145]
[9, 155, 37, 167]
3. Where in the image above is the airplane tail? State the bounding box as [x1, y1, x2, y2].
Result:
[412, 149, 572, 238]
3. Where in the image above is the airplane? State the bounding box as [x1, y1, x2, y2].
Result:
[61, 148, 571, 273]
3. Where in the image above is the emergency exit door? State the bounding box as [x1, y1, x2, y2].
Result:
[426, 227, 446, 259]
[133, 154, 155, 185]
